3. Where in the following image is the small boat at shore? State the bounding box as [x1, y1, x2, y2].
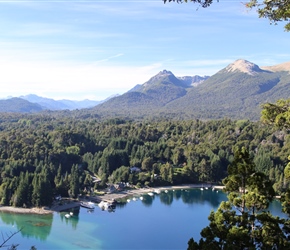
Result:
[154, 189, 161, 194]
[148, 192, 154, 196]
[80, 201, 95, 209]
[65, 213, 71, 218]
[98, 201, 116, 211]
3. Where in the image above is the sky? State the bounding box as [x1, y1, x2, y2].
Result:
[0, 0, 289, 101]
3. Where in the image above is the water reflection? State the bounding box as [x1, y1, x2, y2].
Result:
[115, 188, 227, 209]
[0, 212, 53, 240]
[173, 189, 182, 200]
[59, 207, 80, 230]
[180, 188, 226, 208]
[141, 194, 155, 207]
[159, 191, 173, 206]
[0, 206, 81, 241]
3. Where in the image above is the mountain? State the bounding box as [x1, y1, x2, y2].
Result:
[93, 59, 290, 120]
[2, 59, 290, 119]
[177, 75, 210, 87]
[94, 70, 191, 116]
[223, 59, 264, 75]
[0, 97, 44, 113]
[20, 94, 101, 110]
[0, 94, 103, 113]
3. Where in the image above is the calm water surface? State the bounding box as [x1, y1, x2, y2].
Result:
[0, 189, 283, 250]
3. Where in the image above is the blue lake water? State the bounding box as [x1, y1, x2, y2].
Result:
[0, 189, 284, 250]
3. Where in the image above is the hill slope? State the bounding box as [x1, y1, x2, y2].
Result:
[0, 98, 44, 113]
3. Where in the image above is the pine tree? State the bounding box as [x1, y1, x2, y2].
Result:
[69, 164, 80, 198]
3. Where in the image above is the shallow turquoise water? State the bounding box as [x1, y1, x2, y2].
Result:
[0, 189, 284, 250]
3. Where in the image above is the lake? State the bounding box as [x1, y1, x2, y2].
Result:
[0, 188, 284, 250]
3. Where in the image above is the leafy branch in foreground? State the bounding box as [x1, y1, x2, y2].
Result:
[247, 0, 290, 31]
[163, 0, 290, 31]
[163, 0, 214, 8]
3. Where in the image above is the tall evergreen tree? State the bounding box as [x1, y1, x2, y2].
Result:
[69, 164, 80, 198]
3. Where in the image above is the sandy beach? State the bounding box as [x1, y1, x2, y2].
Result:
[0, 184, 224, 215]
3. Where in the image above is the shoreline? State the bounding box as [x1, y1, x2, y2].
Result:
[0, 184, 224, 215]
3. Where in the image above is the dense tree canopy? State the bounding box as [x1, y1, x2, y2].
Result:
[0, 113, 289, 209]
[164, 0, 290, 31]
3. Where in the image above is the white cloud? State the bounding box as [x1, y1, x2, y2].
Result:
[0, 56, 163, 100]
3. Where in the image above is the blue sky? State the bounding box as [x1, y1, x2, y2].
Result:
[0, 0, 289, 101]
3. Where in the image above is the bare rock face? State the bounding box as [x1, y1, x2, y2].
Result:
[225, 59, 263, 75]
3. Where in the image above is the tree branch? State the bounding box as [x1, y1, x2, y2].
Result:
[0, 228, 22, 249]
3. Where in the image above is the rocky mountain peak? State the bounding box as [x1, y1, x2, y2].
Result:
[225, 59, 262, 75]
[143, 69, 177, 88]
[158, 69, 173, 75]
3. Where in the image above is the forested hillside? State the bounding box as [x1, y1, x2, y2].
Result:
[0, 113, 289, 208]
[93, 60, 290, 120]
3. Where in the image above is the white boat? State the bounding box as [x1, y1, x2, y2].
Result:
[154, 189, 161, 194]
[65, 214, 71, 218]
[80, 201, 95, 209]
[148, 192, 154, 196]
[132, 197, 137, 201]
[70, 212, 73, 216]
[98, 201, 109, 209]
[127, 199, 131, 203]
[164, 190, 168, 193]
[98, 201, 116, 210]
[139, 196, 143, 200]
[200, 187, 204, 191]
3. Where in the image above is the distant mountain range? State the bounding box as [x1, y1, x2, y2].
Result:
[0, 94, 104, 113]
[1, 59, 290, 120]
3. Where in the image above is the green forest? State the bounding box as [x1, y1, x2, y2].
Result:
[0, 109, 289, 208]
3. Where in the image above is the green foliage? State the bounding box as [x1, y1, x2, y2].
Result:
[164, 0, 290, 31]
[163, 0, 213, 8]
[247, 0, 290, 31]
[261, 99, 290, 129]
[188, 147, 289, 249]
